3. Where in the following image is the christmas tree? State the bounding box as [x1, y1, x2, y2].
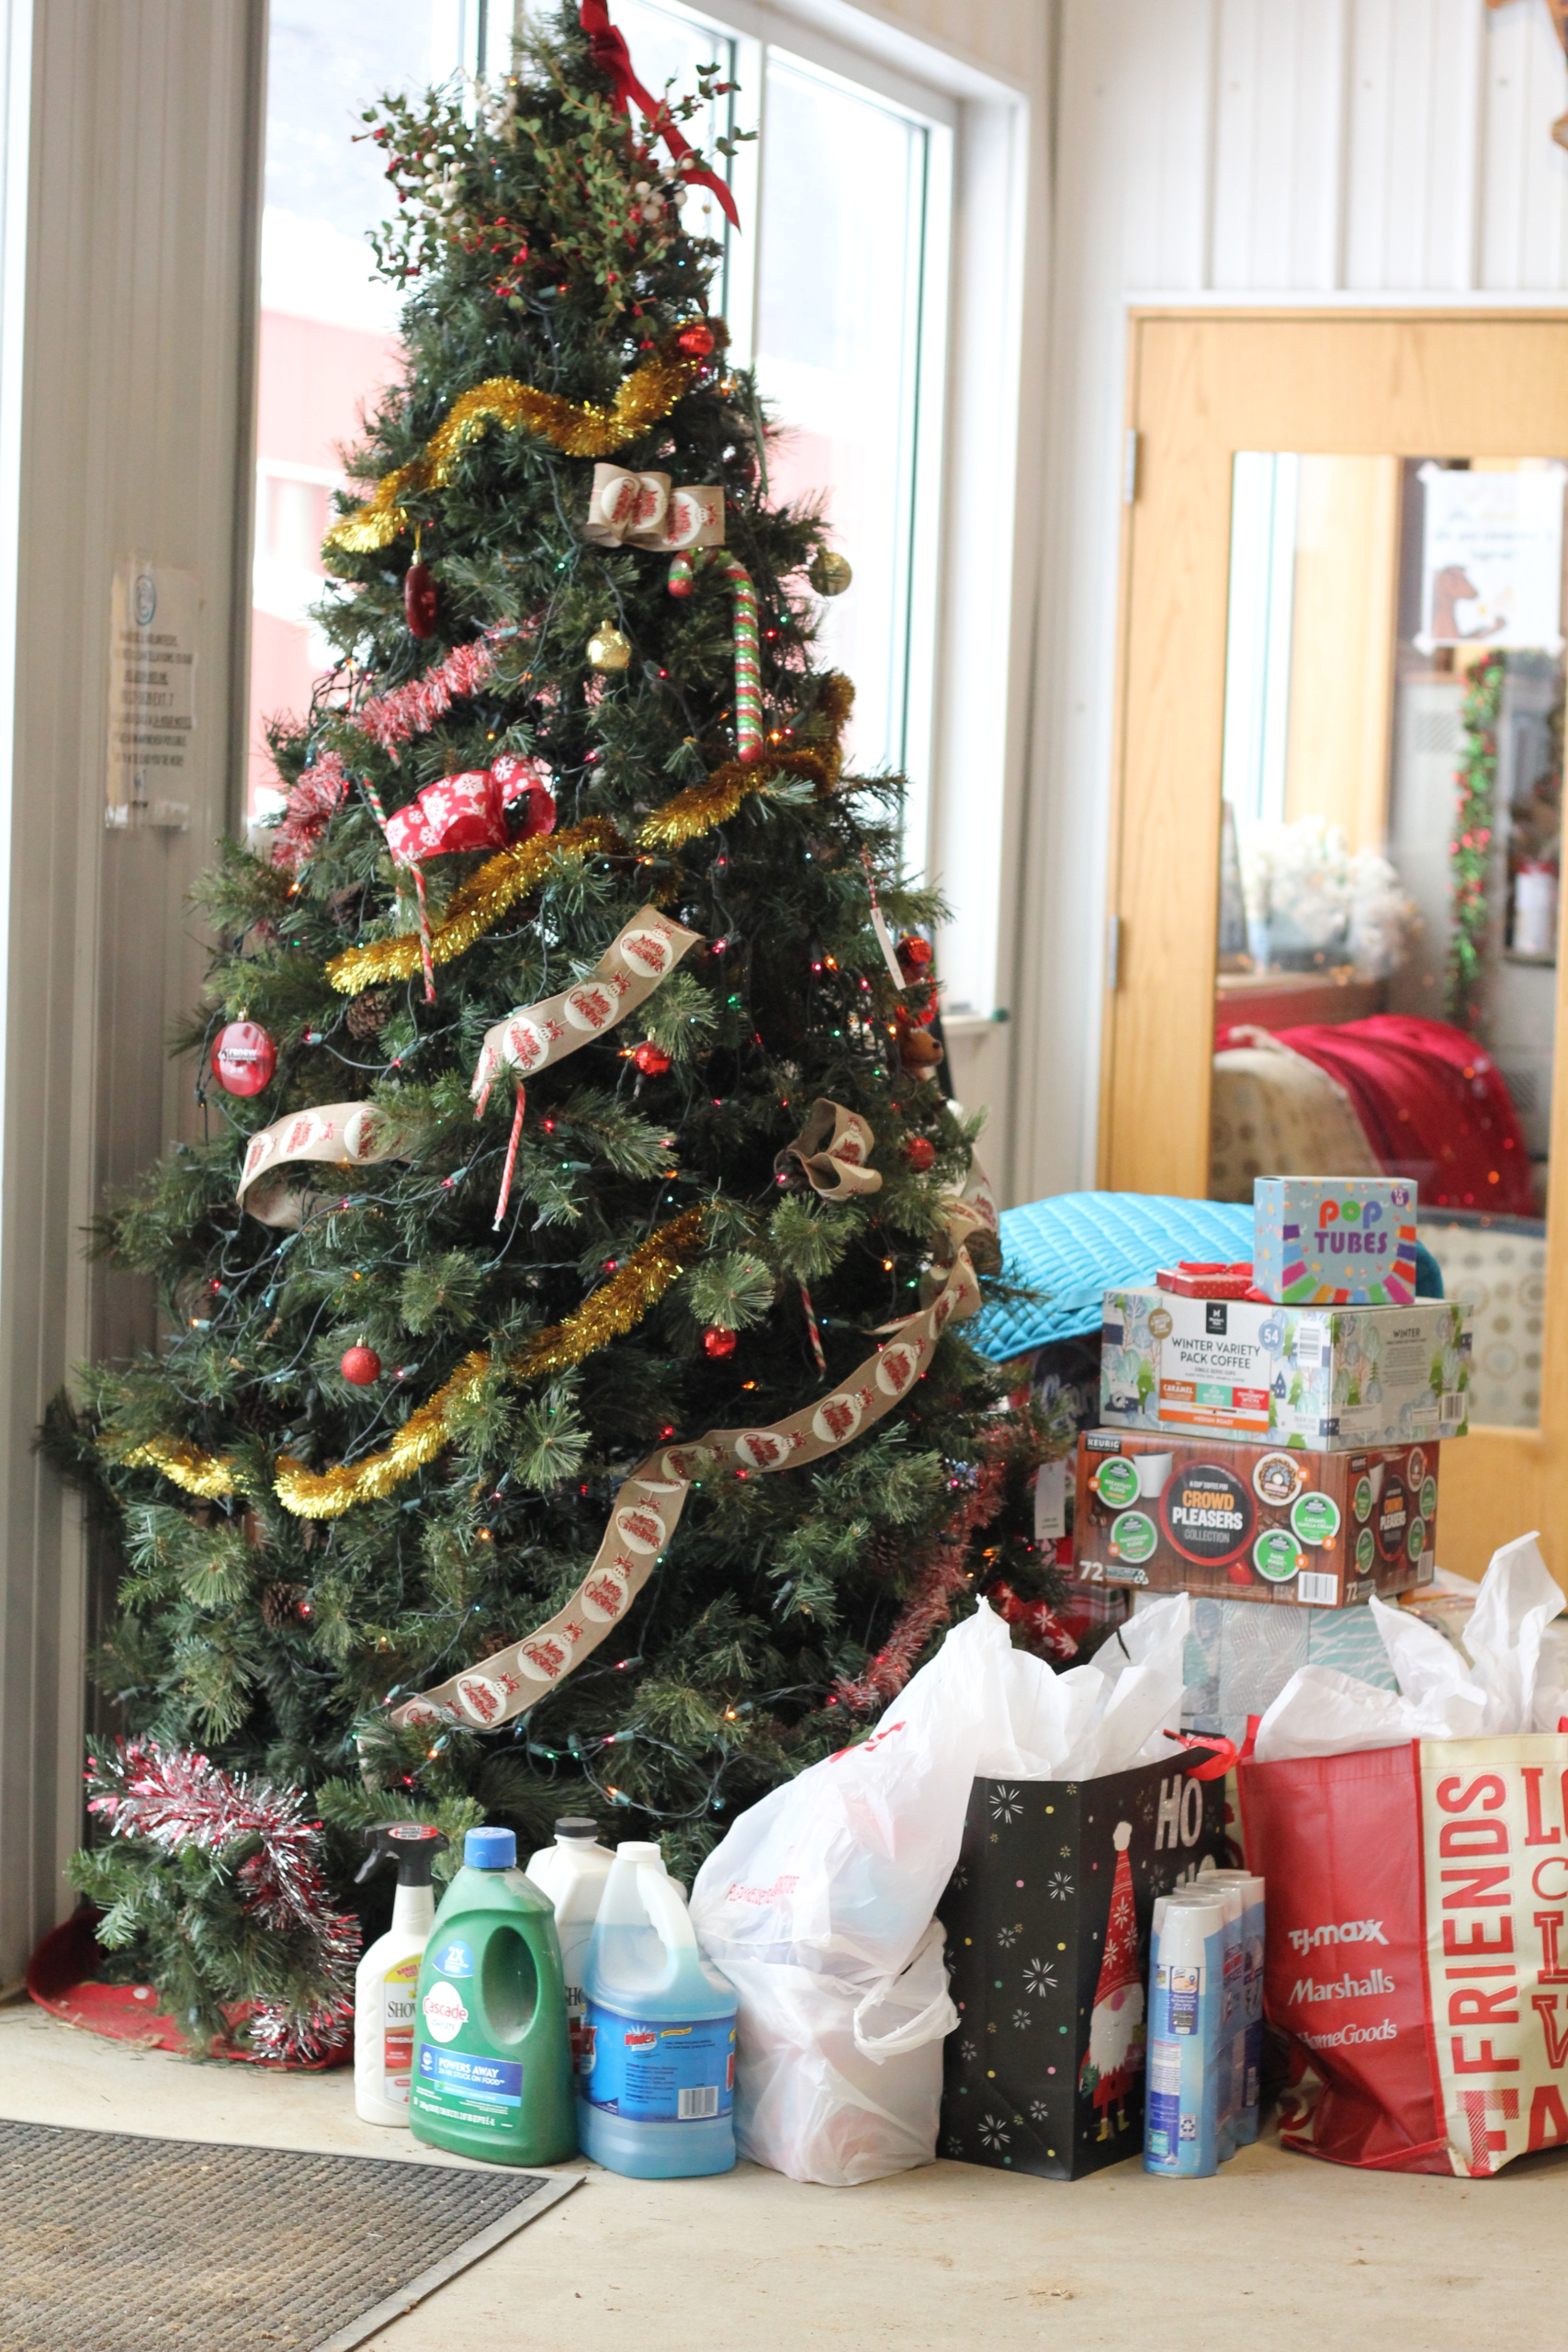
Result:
[54, 4, 1061, 2055]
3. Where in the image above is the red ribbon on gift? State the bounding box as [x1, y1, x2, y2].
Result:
[580, 0, 741, 230]
[1165, 1729, 1242, 1781]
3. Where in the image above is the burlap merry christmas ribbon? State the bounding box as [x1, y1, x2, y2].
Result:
[388, 1135, 999, 1734]
[235, 908, 700, 1228]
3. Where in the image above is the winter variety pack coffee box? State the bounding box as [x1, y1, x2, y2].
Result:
[938, 1758, 1227, 2180]
[1251, 1176, 1418, 1306]
[1072, 1430, 1438, 1607]
[1100, 1285, 1472, 1449]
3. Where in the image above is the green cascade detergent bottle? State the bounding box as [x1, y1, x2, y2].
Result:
[410, 1826, 577, 2165]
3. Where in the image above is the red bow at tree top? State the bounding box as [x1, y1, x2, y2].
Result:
[581, 0, 741, 231]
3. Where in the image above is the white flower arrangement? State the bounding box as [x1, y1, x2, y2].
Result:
[1239, 815, 1419, 978]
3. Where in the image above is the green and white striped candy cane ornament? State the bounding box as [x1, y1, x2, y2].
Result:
[668, 548, 763, 764]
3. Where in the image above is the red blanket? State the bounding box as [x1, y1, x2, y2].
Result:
[1216, 1013, 1533, 1215]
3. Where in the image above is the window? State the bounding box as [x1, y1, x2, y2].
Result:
[616, 0, 952, 851]
[251, 3, 490, 810]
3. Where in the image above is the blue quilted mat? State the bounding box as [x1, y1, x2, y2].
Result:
[972, 1192, 1444, 1362]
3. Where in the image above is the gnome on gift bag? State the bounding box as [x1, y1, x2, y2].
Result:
[1077, 1820, 1145, 2142]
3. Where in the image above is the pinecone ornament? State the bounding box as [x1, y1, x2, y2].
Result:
[345, 989, 391, 1042]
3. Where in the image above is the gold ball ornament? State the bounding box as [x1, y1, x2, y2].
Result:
[808, 549, 853, 598]
[587, 621, 633, 673]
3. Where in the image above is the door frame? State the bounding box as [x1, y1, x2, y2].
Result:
[1100, 306, 1568, 1581]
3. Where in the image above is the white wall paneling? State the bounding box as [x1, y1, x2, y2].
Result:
[1011, 0, 1568, 1209]
[0, 0, 262, 1988]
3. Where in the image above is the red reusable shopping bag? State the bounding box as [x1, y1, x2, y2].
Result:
[1240, 1736, 1568, 2177]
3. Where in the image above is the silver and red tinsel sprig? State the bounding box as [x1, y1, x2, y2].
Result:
[831, 1543, 975, 1715]
[270, 749, 350, 875]
[832, 1449, 1077, 1713]
[267, 630, 511, 874]
[85, 1737, 360, 2064]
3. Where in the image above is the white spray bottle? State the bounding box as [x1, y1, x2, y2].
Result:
[354, 1823, 448, 2125]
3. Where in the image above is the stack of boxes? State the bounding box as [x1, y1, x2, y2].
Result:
[1071, 1178, 1473, 1619]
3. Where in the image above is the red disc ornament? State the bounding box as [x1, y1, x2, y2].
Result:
[211, 1021, 276, 1098]
[904, 1136, 937, 1172]
[703, 1327, 737, 1359]
[634, 1040, 671, 1076]
[404, 560, 437, 639]
[675, 321, 716, 357]
[340, 1346, 382, 1386]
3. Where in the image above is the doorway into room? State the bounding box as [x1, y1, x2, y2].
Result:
[1103, 311, 1568, 1575]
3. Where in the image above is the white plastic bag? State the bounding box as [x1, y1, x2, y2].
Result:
[690, 1593, 1191, 2182]
[721, 1924, 954, 2187]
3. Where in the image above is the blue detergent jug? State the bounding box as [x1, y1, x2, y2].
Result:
[581, 1840, 738, 2177]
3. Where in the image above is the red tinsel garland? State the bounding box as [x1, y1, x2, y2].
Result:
[350, 632, 502, 760]
[834, 1448, 1078, 1713]
[85, 1737, 359, 2064]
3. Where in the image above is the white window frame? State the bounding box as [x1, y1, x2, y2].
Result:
[600, 0, 1028, 1030]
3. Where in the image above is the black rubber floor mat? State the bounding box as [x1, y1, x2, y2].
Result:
[0, 2118, 580, 2351]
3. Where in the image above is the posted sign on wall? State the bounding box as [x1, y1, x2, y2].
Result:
[106, 561, 198, 828]
[1415, 462, 1566, 655]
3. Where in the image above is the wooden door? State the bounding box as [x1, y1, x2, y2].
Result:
[1102, 310, 1568, 1579]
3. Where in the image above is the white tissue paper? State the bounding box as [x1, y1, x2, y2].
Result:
[1253, 1532, 1568, 1761]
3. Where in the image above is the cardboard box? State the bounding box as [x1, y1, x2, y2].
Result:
[938, 1757, 1227, 2179]
[1072, 1429, 1438, 1607]
[1252, 1176, 1417, 1306]
[1100, 1285, 1472, 1450]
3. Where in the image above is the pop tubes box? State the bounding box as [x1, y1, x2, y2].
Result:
[1251, 1176, 1417, 1306]
[1100, 1286, 1472, 1451]
[1073, 1430, 1438, 1609]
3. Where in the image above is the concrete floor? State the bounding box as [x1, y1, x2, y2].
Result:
[3, 1996, 1565, 2351]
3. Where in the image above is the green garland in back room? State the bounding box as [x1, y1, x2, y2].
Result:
[1444, 650, 1504, 1033]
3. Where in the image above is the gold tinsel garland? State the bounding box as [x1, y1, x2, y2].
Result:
[322, 356, 704, 556]
[274, 1207, 703, 1516]
[122, 1435, 245, 1500]
[126, 1208, 708, 1521]
[326, 674, 852, 992]
[326, 818, 622, 995]
[636, 673, 854, 850]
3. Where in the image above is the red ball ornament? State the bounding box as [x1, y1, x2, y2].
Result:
[675, 321, 716, 357]
[904, 1136, 937, 1172]
[703, 1326, 737, 1359]
[341, 1345, 382, 1386]
[897, 934, 933, 971]
[634, 1040, 671, 1076]
[404, 559, 437, 639]
[211, 1020, 276, 1097]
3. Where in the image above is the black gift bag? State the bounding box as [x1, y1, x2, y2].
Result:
[937, 1757, 1229, 2180]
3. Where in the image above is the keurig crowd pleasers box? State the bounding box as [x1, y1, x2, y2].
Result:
[1251, 1176, 1418, 1306]
[1100, 1287, 1472, 1450]
[1072, 1430, 1438, 1607]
